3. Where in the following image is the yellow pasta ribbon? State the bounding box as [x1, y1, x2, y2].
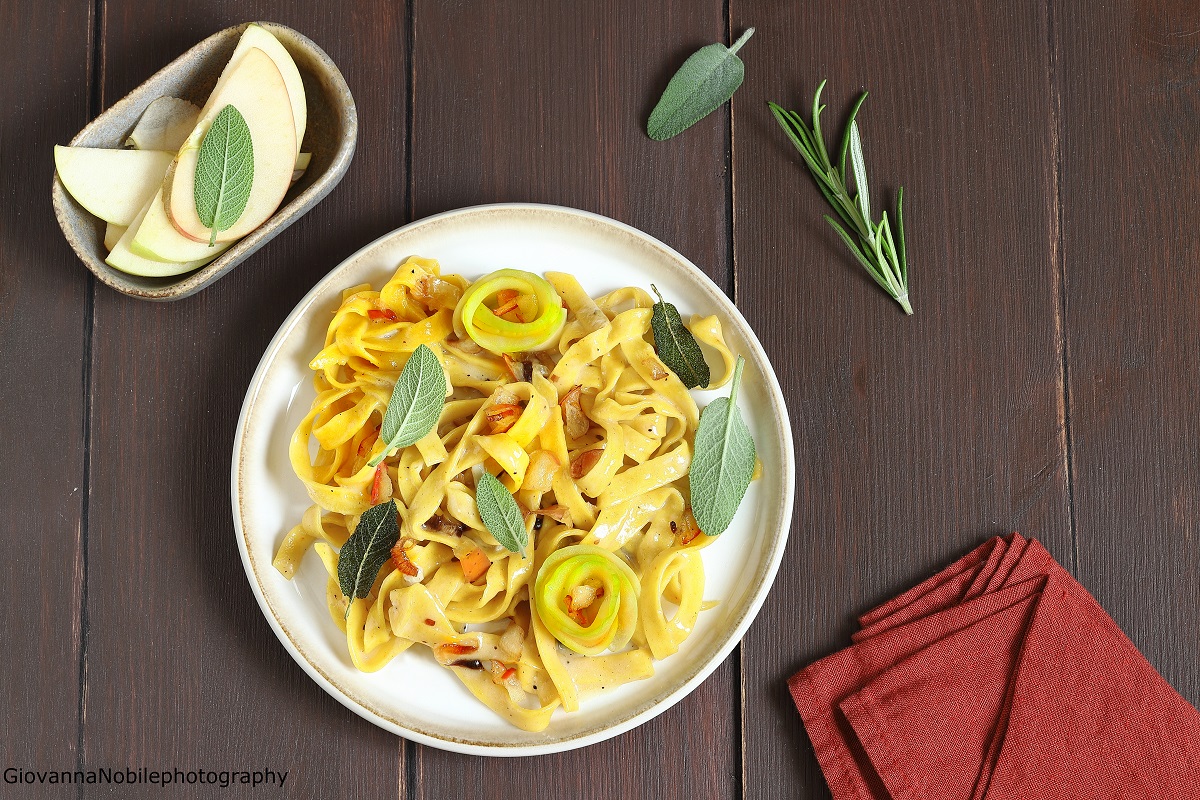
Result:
[640, 549, 705, 660]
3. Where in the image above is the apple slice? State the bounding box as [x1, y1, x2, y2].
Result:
[54, 146, 173, 226]
[292, 151, 311, 183]
[125, 96, 201, 151]
[197, 23, 306, 150]
[104, 222, 126, 251]
[106, 198, 222, 278]
[165, 47, 297, 244]
[130, 188, 232, 263]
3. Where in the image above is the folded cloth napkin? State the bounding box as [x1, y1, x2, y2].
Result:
[789, 534, 1200, 800]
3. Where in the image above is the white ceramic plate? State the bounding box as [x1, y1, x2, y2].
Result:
[232, 204, 795, 756]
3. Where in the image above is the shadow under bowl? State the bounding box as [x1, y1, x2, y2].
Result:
[51, 21, 357, 301]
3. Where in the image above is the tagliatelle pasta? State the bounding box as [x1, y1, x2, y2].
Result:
[273, 255, 744, 730]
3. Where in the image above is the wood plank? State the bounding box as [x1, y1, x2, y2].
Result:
[729, 2, 1069, 796]
[80, 6, 408, 796]
[1054, 0, 1200, 709]
[0, 0, 92, 779]
[407, 2, 738, 797]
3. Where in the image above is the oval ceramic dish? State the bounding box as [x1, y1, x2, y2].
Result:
[51, 21, 357, 301]
[231, 204, 795, 755]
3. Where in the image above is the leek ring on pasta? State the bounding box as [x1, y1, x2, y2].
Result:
[453, 269, 566, 353]
[533, 545, 639, 656]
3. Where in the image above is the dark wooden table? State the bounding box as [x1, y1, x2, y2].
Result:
[4, 1, 1198, 797]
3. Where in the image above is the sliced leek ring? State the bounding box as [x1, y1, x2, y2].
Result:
[453, 269, 567, 353]
[533, 544, 639, 656]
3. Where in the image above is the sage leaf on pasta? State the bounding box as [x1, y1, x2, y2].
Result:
[193, 104, 254, 247]
[369, 344, 446, 467]
[647, 28, 754, 141]
[475, 471, 529, 557]
[689, 356, 756, 536]
[650, 284, 710, 389]
[337, 500, 400, 615]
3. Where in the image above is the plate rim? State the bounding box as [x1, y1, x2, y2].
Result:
[230, 202, 795, 756]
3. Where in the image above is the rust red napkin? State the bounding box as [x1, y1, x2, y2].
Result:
[789, 534, 1200, 799]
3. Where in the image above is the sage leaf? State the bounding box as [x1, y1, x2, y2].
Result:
[337, 500, 400, 616]
[194, 104, 254, 247]
[650, 284, 710, 389]
[475, 471, 529, 557]
[369, 344, 446, 467]
[647, 27, 754, 141]
[689, 356, 756, 537]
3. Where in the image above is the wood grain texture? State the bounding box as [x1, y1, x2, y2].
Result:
[1054, 0, 1200, 708]
[10, 1, 1200, 799]
[406, 2, 738, 798]
[78, 3, 408, 797]
[0, 0, 92, 783]
[728, 1, 1071, 796]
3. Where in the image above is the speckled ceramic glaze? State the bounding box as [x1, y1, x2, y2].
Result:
[231, 204, 796, 755]
[51, 22, 356, 301]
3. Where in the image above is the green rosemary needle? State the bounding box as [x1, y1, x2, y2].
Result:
[769, 82, 912, 315]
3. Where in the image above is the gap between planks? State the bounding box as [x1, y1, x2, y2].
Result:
[1043, 0, 1079, 577]
[75, 0, 105, 791]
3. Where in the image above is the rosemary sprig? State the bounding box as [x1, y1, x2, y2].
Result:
[769, 82, 912, 315]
